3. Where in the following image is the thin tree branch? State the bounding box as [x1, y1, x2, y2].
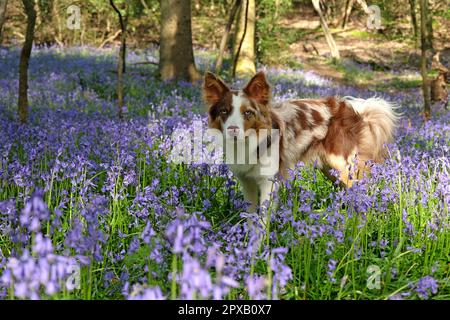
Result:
[215, 0, 241, 73]
[18, 0, 36, 124]
[233, 0, 249, 78]
[98, 29, 122, 49]
[110, 0, 125, 33]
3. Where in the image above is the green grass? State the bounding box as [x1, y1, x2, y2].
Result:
[376, 76, 422, 91]
[328, 59, 375, 85]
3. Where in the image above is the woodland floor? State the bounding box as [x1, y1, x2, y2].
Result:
[190, 4, 450, 92]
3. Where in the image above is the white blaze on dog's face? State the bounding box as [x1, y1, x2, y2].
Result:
[203, 71, 273, 141]
[223, 94, 246, 140]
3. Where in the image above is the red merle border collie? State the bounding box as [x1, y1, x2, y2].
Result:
[203, 71, 399, 211]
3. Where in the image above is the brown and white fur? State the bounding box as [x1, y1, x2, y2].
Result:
[203, 71, 399, 211]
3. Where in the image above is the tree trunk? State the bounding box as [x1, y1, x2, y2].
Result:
[18, 0, 36, 124]
[430, 72, 448, 105]
[0, 0, 8, 44]
[419, 0, 431, 119]
[341, 0, 354, 29]
[232, 0, 256, 77]
[53, 0, 64, 46]
[117, 27, 126, 119]
[312, 0, 340, 60]
[424, 0, 433, 52]
[215, 0, 241, 74]
[274, 0, 280, 20]
[408, 0, 418, 46]
[110, 0, 127, 119]
[355, 0, 370, 14]
[140, 0, 149, 11]
[109, 0, 127, 74]
[159, 0, 200, 82]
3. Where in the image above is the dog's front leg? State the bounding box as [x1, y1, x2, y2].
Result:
[239, 178, 258, 212]
[258, 177, 274, 209]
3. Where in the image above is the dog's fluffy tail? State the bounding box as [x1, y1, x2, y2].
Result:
[344, 97, 400, 162]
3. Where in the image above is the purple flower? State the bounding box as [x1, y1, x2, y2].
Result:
[125, 284, 165, 300]
[414, 276, 438, 299]
[179, 255, 213, 299]
[266, 248, 292, 299]
[246, 275, 267, 300]
[1, 236, 80, 300]
[20, 191, 49, 232]
[327, 259, 337, 283]
[166, 207, 211, 256]
[141, 222, 156, 244]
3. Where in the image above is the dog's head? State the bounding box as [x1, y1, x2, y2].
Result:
[203, 71, 274, 140]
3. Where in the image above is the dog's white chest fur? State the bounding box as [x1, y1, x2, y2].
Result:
[224, 137, 276, 211]
[230, 163, 275, 211]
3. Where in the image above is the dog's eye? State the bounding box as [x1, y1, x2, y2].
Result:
[244, 110, 253, 117]
[220, 109, 228, 115]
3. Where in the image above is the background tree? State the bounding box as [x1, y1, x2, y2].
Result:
[312, 0, 340, 60]
[408, 0, 419, 46]
[354, 0, 370, 14]
[110, 0, 128, 119]
[18, 0, 36, 124]
[424, 0, 434, 51]
[0, 0, 8, 44]
[232, 0, 256, 77]
[339, 0, 371, 30]
[159, 0, 200, 82]
[419, 0, 431, 119]
[430, 52, 448, 108]
[215, 0, 241, 74]
[430, 71, 448, 108]
[341, 0, 355, 29]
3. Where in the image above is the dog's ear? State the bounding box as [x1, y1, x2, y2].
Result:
[203, 72, 229, 106]
[243, 71, 271, 105]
